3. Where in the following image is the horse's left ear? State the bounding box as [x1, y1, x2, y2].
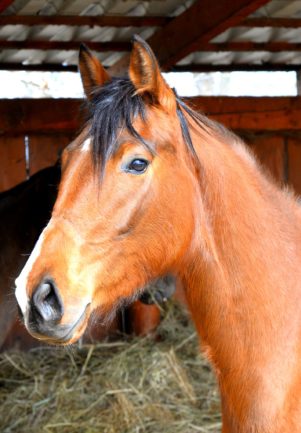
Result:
[79, 43, 111, 99]
[129, 35, 175, 109]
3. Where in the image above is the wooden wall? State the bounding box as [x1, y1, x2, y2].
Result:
[0, 99, 81, 192]
[190, 96, 301, 195]
[0, 134, 73, 192]
[1, 97, 301, 193]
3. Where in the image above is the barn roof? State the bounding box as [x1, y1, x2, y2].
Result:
[0, 0, 301, 74]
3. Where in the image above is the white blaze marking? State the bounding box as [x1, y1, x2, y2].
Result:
[82, 137, 91, 152]
[15, 222, 51, 314]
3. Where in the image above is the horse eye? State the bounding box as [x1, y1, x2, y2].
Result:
[127, 158, 149, 174]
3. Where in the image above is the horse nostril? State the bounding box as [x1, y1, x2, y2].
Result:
[31, 279, 63, 324]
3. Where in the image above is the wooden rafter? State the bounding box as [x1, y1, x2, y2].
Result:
[109, 0, 271, 75]
[0, 62, 78, 72]
[0, 15, 170, 27]
[202, 42, 301, 52]
[241, 18, 301, 28]
[2, 40, 301, 54]
[0, 40, 130, 51]
[0, 0, 14, 14]
[1, 62, 301, 73]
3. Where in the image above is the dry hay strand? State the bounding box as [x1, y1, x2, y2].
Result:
[0, 304, 221, 433]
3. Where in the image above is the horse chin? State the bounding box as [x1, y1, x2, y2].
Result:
[55, 323, 88, 346]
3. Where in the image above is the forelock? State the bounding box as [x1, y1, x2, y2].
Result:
[88, 77, 149, 171]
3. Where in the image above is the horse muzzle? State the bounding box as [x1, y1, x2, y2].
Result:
[20, 278, 90, 344]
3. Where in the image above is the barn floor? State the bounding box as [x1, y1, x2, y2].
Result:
[0, 304, 221, 433]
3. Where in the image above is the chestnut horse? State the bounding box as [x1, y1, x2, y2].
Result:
[15, 36, 301, 432]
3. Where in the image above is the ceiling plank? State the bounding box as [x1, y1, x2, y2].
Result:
[0, 40, 130, 51]
[200, 42, 301, 52]
[0, 0, 14, 14]
[109, 0, 271, 75]
[0, 15, 170, 27]
[241, 17, 301, 28]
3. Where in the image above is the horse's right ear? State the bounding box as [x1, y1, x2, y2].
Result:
[79, 44, 111, 99]
[129, 35, 175, 110]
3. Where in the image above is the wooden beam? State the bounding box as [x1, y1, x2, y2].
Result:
[0, 15, 170, 27]
[0, 99, 83, 135]
[0, 62, 78, 72]
[2, 62, 299, 74]
[2, 39, 300, 55]
[0, 0, 14, 14]
[109, 0, 271, 75]
[172, 63, 301, 72]
[202, 42, 301, 52]
[241, 18, 301, 28]
[2, 97, 301, 135]
[3, 13, 290, 33]
[189, 96, 301, 131]
[144, 0, 273, 68]
[0, 40, 130, 52]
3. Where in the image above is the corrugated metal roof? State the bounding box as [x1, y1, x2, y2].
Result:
[0, 0, 193, 67]
[0, 0, 301, 70]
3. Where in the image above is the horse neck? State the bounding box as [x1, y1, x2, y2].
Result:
[180, 127, 301, 427]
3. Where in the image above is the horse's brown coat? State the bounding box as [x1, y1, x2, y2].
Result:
[17, 37, 301, 432]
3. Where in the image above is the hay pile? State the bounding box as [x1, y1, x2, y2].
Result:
[0, 304, 221, 433]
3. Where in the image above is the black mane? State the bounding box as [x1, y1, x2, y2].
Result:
[87, 76, 231, 171]
[89, 77, 148, 171]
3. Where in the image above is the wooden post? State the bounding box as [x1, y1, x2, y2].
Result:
[296, 71, 301, 96]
